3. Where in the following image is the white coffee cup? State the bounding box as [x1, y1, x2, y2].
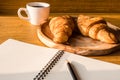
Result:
[17, 2, 50, 25]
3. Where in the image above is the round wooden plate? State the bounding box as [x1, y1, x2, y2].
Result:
[37, 20, 120, 55]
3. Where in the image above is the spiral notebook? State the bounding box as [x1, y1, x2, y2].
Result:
[0, 39, 120, 80]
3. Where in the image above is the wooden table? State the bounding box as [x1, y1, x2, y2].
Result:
[0, 13, 120, 65]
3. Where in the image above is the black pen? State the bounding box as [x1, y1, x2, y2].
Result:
[66, 60, 81, 80]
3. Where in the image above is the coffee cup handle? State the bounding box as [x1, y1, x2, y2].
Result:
[17, 8, 29, 21]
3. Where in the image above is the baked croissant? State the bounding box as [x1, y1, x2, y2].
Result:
[49, 15, 75, 43]
[77, 15, 118, 43]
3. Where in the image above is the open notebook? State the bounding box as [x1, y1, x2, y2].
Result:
[0, 39, 120, 80]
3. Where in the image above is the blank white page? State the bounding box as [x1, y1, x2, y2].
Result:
[0, 39, 58, 80]
[0, 39, 120, 80]
[67, 52, 120, 80]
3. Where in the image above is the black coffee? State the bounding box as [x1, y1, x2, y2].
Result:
[32, 6, 44, 8]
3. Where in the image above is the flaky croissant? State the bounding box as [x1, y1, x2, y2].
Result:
[77, 15, 118, 43]
[49, 15, 75, 43]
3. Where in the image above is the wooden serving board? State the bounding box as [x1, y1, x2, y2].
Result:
[37, 20, 120, 56]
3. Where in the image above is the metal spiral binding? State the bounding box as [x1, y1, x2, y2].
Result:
[33, 50, 64, 80]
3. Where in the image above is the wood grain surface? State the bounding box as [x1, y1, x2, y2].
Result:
[0, 0, 120, 15]
[0, 13, 120, 64]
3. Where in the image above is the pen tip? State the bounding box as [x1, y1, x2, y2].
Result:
[65, 59, 70, 63]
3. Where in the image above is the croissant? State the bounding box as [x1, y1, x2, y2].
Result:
[77, 15, 118, 43]
[49, 15, 75, 43]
